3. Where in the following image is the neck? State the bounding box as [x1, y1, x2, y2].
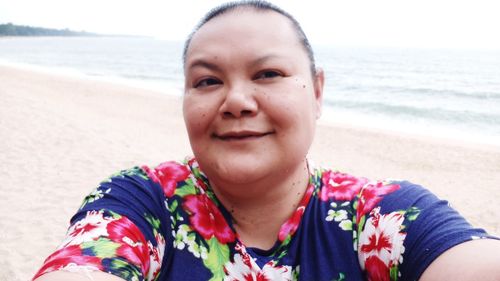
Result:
[209, 159, 310, 249]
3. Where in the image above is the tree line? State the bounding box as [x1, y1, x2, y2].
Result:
[0, 23, 97, 36]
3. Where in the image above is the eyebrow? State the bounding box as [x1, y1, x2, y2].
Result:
[249, 54, 284, 68]
[186, 54, 285, 72]
[186, 59, 222, 72]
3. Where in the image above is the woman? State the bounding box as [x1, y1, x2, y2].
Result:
[34, 1, 500, 280]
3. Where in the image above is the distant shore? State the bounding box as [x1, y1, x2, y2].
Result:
[0, 23, 150, 38]
[0, 22, 97, 36]
[1, 64, 499, 280]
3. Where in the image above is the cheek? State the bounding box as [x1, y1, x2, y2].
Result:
[262, 86, 316, 130]
[183, 96, 213, 136]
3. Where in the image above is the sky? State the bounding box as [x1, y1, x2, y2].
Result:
[1, 0, 500, 49]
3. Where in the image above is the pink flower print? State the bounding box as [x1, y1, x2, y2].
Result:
[147, 233, 165, 280]
[142, 161, 190, 197]
[183, 194, 235, 244]
[224, 252, 269, 281]
[358, 208, 406, 280]
[278, 206, 305, 242]
[224, 245, 292, 281]
[187, 157, 198, 168]
[364, 255, 390, 281]
[319, 171, 368, 201]
[278, 183, 314, 241]
[356, 181, 400, 225]
[196, 178, 209, 191]
[33, 245, 102, 280]
[61, 210, 114, 248]
[106, 216, 151, 276]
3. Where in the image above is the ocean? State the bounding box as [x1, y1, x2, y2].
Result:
[1, 36, 499, 145]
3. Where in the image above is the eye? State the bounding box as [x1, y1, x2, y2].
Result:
[254, 70, 283, 80]
[194, 77, 222, 88]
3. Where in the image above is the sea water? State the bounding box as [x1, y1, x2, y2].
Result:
[1, 36, 499, 145]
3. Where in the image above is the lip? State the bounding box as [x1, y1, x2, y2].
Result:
[213, 130, 274, 141]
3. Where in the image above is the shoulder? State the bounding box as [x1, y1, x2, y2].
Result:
[312, 166, 499, 280]
[140, 158, 194, 198]
[78, 157, 197, 226]
[95, 157, 196, 198]
[312, 164, 407, 208]
[313, 163, 432, 211]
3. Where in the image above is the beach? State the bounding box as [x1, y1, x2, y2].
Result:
[1, 65, 499, 281]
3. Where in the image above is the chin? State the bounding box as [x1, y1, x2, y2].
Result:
[200, 157, 270, 185]
[219, 174, 261, 186]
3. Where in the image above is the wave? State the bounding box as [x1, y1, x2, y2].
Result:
[324, 99, 500, 129]
[333, 84, 500, 101]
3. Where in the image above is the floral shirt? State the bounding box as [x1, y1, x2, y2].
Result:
[34, 157, 496, 281]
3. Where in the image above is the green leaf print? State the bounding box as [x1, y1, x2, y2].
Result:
[108, 166, 149, 181]
[79, 189, 103, 209]
[357, 214, 366, 235]
[202, 237, 230, 281]
[190, 164, 203, 178]
[205, 189, 219, 204]
[352, 200, 358, 212]
[175, 183, 197, 197]
[168, 199, 179, 212]
[389, 265, 399, 281]
[405, 206, 420, 221]
[332, 272, 346, 281]
[292, 266, 300, 281]
[145, 213, 162, 234]
[135, 167, 150, 181]
[107, 210, 123, 220]
[82, 238, 120, 258]
[109, 258, 143, 281]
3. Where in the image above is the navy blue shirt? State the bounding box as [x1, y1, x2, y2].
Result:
[34, 158, 497, 281]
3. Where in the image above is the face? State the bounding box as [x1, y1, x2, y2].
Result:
[183, 9, 324, 186]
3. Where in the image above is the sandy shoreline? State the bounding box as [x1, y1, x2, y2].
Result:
[1, 65, 499, 280]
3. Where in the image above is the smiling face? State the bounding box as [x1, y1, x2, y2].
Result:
[183, 8, 324, 186]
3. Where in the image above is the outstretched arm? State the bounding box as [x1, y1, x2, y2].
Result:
[32, 166, 170, 281]
[420, 239, 500, 281]
[35, 271, 125, 281]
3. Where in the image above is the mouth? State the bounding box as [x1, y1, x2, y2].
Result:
[213, 130, 274, 141]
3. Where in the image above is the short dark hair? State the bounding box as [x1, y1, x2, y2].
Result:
[182, 0, 316, 75]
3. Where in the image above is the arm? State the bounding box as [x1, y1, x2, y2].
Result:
[35, 271, 125, 281]
[32, 166, 170, 281]
[419, 239, 500, 281]
[356, 181, 500, 280]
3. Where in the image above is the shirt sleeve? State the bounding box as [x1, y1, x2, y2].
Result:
[33, 167, 169, 281]
[356, 180, 498, 281]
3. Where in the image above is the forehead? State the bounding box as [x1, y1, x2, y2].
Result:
[185, 8, 305, 63]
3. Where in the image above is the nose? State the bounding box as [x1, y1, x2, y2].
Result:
[219, 84, 258, 118]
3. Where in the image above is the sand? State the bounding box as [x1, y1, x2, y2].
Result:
[1, 65, 499, 281]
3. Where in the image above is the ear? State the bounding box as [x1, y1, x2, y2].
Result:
[313, 68, 325, 120]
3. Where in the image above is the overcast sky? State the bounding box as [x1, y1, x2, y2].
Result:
[1, 0, 500, 49]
